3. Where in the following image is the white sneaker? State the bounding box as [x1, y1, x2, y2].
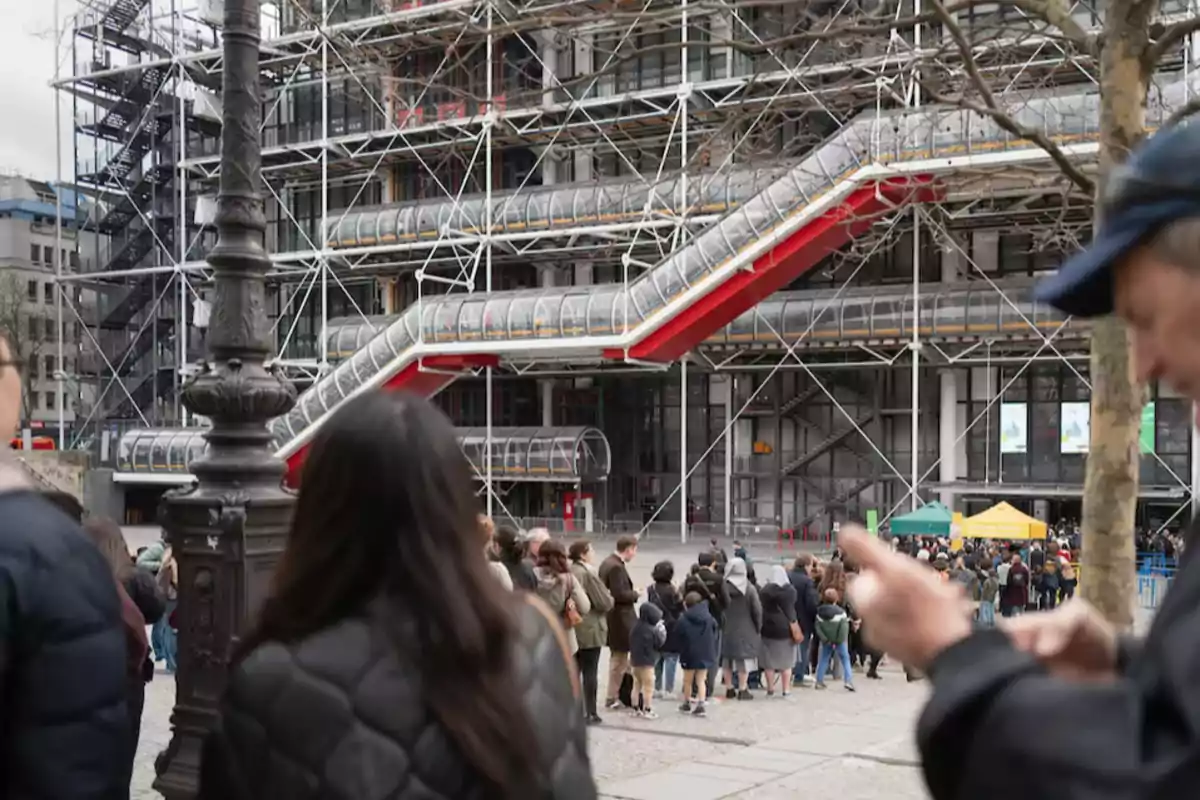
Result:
[639, 709, 659, 720]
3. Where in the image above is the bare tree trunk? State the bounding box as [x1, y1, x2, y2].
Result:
[1081, 0, 1156, 629]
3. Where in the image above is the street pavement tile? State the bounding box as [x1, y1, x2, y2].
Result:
[698, 747, 828, 773]
[669, 760, 793, 784]
[601, 769, 754, 800]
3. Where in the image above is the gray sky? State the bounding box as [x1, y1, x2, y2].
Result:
[0, 1, 72, 180]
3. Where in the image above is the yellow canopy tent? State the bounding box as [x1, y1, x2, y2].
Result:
[963, 502, 1048, 541]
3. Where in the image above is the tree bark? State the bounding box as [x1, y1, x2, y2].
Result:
[1081, 0, 1156, 630]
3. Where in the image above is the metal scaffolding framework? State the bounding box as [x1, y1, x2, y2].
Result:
[55, 0, 1200, 536]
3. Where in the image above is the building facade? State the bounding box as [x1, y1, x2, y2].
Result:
[0, 174, 99, 434]
[60, 0, 1200, 534]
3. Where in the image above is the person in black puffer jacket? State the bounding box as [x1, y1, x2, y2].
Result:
[0, 482, 129, 799]
[199, 392, 595, 800]
[647, 561, 684, 698]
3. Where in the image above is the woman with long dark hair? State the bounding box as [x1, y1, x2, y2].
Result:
[82, 516, 157, 800]
[199, 391, 595, 800]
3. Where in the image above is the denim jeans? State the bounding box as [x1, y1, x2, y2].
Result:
[705, 630, 723, 695]
[816, 641, 854, 687]
[793, 633, 813, 681]
[654, 653, 679, 693]
[154, 599, 178, 672]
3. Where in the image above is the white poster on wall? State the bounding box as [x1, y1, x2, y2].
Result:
[1000, 403, 1027, 454]
[1061, 402, 1091, 453]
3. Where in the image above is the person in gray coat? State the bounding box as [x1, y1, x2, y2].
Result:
[720, 557, 762, 700]
[569, 540, 614, 725]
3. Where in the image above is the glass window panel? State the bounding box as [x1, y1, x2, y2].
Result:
[132, 436, 153, 471]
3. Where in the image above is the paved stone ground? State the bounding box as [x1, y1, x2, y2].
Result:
[128, 535, 919, 798]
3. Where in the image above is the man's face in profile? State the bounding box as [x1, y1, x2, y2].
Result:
[1116, 247, 1200, 406]
[0, 336, 21, 440]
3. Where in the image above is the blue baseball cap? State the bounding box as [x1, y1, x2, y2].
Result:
[1035, 123, 1200, 317]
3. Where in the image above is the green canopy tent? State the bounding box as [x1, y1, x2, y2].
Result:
[888, 501, 953, 536]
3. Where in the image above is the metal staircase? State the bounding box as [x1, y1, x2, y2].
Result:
[797, 476, 879, 530]
[779, 384, 823, 417]
[92, 164, 172, 235]
[77, 67, 172, 190]
[782, 411, 879, 475]
[114, 368, 175, 420]
[76, 0, 157, 56]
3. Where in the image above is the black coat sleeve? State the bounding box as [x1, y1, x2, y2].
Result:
[918, 628, 1169, 800]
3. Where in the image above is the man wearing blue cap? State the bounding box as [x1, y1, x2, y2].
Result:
[831, 121, 1200, 798]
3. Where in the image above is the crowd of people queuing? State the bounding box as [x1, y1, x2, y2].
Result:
[483, 526, 896, 718]
[894, 535, 1082, 619]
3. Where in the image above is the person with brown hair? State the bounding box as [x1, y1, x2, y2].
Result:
[82, 516, 161, 799]
[599, 534, 639, 709]
[534, 539, 591, 655]
[199, 391, 595, 800]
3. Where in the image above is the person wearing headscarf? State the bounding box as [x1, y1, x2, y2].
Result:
[719, 557, 762, 700]
[758, 564, 799, 696]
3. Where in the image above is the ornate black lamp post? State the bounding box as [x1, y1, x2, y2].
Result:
[153, 1, 297, 796]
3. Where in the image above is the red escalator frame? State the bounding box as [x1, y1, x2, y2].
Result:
[603, 178, 936, 363]
[284, 353, 498, 486]
[282, 178, 935, 487]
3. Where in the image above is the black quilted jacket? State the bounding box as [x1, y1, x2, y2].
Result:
[198, 598, 597, 800]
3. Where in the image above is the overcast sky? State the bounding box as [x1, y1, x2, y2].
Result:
[0, 1, 74, 180]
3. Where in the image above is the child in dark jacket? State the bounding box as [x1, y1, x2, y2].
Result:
[814, 588, 855, 692]
[629, 602, 666, 718]
[674, 592, 718, 717]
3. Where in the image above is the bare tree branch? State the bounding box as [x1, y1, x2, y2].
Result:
[1146, 16, 1200, 66]
[929, 0, 1095, 195]
[1001, 0, 1097, 53]
[1165, 93, 1200, 128]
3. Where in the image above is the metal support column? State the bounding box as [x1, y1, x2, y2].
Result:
[680, 359, 689, 543]
[725, 376, 733, 535]
[177, 60, 190, 427]
[910, 0, 922, 512]
[154, 1, 298, 795]
[319, 0, 330, 373]
[484, 0, 495, 519]
[53, 0, 64, 447]
[910, 210, 921, 510]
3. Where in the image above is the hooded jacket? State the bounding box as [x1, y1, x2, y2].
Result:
[629, 602, 666, 668]
[675, 601, 719, 670]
